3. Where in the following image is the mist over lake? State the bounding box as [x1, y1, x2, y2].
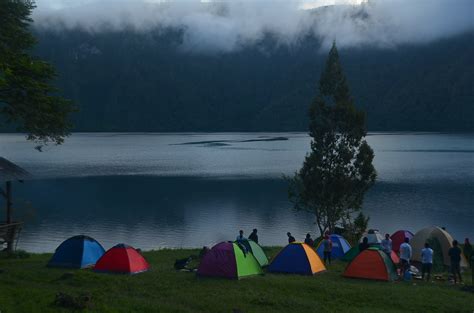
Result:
[0, 132, 472, 252]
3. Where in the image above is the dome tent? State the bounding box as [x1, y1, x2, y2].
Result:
[48, 235, 105, 269]
[341, 245, 360, 262]
[236, 239, 269, 267]
[390, 230, 414, 253]
[198, 242, 263, 279]
[359, 229, 384, 245]
[343, 247, 397, 281]
[94, 244, 150, 274]
[268, 242, 326, 275]
[316, 234, 351, 260]
[341, 245, 399, 264]
[410, 226, 468, 267]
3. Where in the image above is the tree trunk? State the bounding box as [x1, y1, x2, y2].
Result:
[6, 181, 13, 252]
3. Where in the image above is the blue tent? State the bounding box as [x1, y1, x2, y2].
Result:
[48, 235, 105, 268]
[268, 243, 326, 275]
[316, 234, 351, 259]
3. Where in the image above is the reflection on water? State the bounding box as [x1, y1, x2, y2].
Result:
[0, 133, 472, 252]
[15, 177, 315, 252]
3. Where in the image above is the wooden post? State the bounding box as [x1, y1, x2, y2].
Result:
[6, 181, 12, 224]
[6, 181, 13, 252]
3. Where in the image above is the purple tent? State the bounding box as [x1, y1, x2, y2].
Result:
[197, 242, 262, 279]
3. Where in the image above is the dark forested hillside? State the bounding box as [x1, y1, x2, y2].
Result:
[27, 29, 474, 132]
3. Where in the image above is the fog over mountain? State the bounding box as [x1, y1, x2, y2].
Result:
[9, 0, 471, 132]
[33, 0, 474, 52]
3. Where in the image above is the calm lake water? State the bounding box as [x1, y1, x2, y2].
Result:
[0, 132, 473, 253]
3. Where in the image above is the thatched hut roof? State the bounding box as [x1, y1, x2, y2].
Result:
[0, 157, 31, 183]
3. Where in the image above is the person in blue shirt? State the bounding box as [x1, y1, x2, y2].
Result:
[421, 242, 433, 281]
[236, 230, 246, 243]
[399, 237, 412, 278]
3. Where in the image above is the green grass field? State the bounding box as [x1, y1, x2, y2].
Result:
[0, 248, 472, 313]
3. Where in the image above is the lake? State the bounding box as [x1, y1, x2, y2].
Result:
[0, 132, 472, 252]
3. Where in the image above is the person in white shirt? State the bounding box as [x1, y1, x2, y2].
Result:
[399, 237, 412, 277]
[381, 233, 392, 255]
[421, 242, 434, 281]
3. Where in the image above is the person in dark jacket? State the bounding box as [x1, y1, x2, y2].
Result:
[287, 232, 296, 244]
[463, 238, 472, 268]
[358, 237, 370, 252]
[448, 240, 463, 284]
[249, 229, 258, 244]
[304, 233, 314, 247]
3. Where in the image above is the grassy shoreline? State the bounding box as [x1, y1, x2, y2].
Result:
[0, 247, 473, 313]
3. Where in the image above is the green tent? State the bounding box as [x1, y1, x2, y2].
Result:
[341, 245, 360, 262]
[197, 242, 263, 279]
[236, 240, 269, 267]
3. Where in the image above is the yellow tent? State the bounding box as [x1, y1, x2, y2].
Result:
[411, 226, 468, 267]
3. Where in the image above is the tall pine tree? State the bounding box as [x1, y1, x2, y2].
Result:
[0, 0, 73, 147]
[289, 43, 376, 236]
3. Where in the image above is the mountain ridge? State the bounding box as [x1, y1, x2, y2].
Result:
[5, 28, 473, 132]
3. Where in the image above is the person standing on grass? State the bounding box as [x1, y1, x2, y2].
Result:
[448, 240, 463, 284]
[399, 237, 412, 278]
[304, 233, 314, 247]
[287, 232, 296, 244]
[381, 233, 392, 255]
[421, 242, 434, 281]
[463, 238, 472, 268]
[248, 229, 258, 244]
[321, 235, 333, 265]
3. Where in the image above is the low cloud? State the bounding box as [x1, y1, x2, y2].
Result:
[33, 0, 474, 52]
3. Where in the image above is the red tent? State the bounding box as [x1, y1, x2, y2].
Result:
[390, 230, 414, 253]
[94, 244, 149, 274]
[343, 248, 397, 281]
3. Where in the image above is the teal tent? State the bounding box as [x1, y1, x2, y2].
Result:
[341, 245, 360, 262]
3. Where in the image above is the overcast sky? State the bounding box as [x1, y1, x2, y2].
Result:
[32, 0, 474, 52]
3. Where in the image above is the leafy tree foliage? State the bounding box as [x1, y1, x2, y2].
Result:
[0, 0, 73, 147]
[289, 43, 376, 236]
[343, 212, 370, 245]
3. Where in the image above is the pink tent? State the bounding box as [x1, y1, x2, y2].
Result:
[390, 230, 414, 253]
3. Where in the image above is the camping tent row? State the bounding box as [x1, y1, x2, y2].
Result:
[372, 226, 467, 267]
[48, 235, 149, 274]
[343, 226, 469, 282]
[198, 241, 326, 279]
[356, 227, 467, 267]
[49, 226, 467, 280]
